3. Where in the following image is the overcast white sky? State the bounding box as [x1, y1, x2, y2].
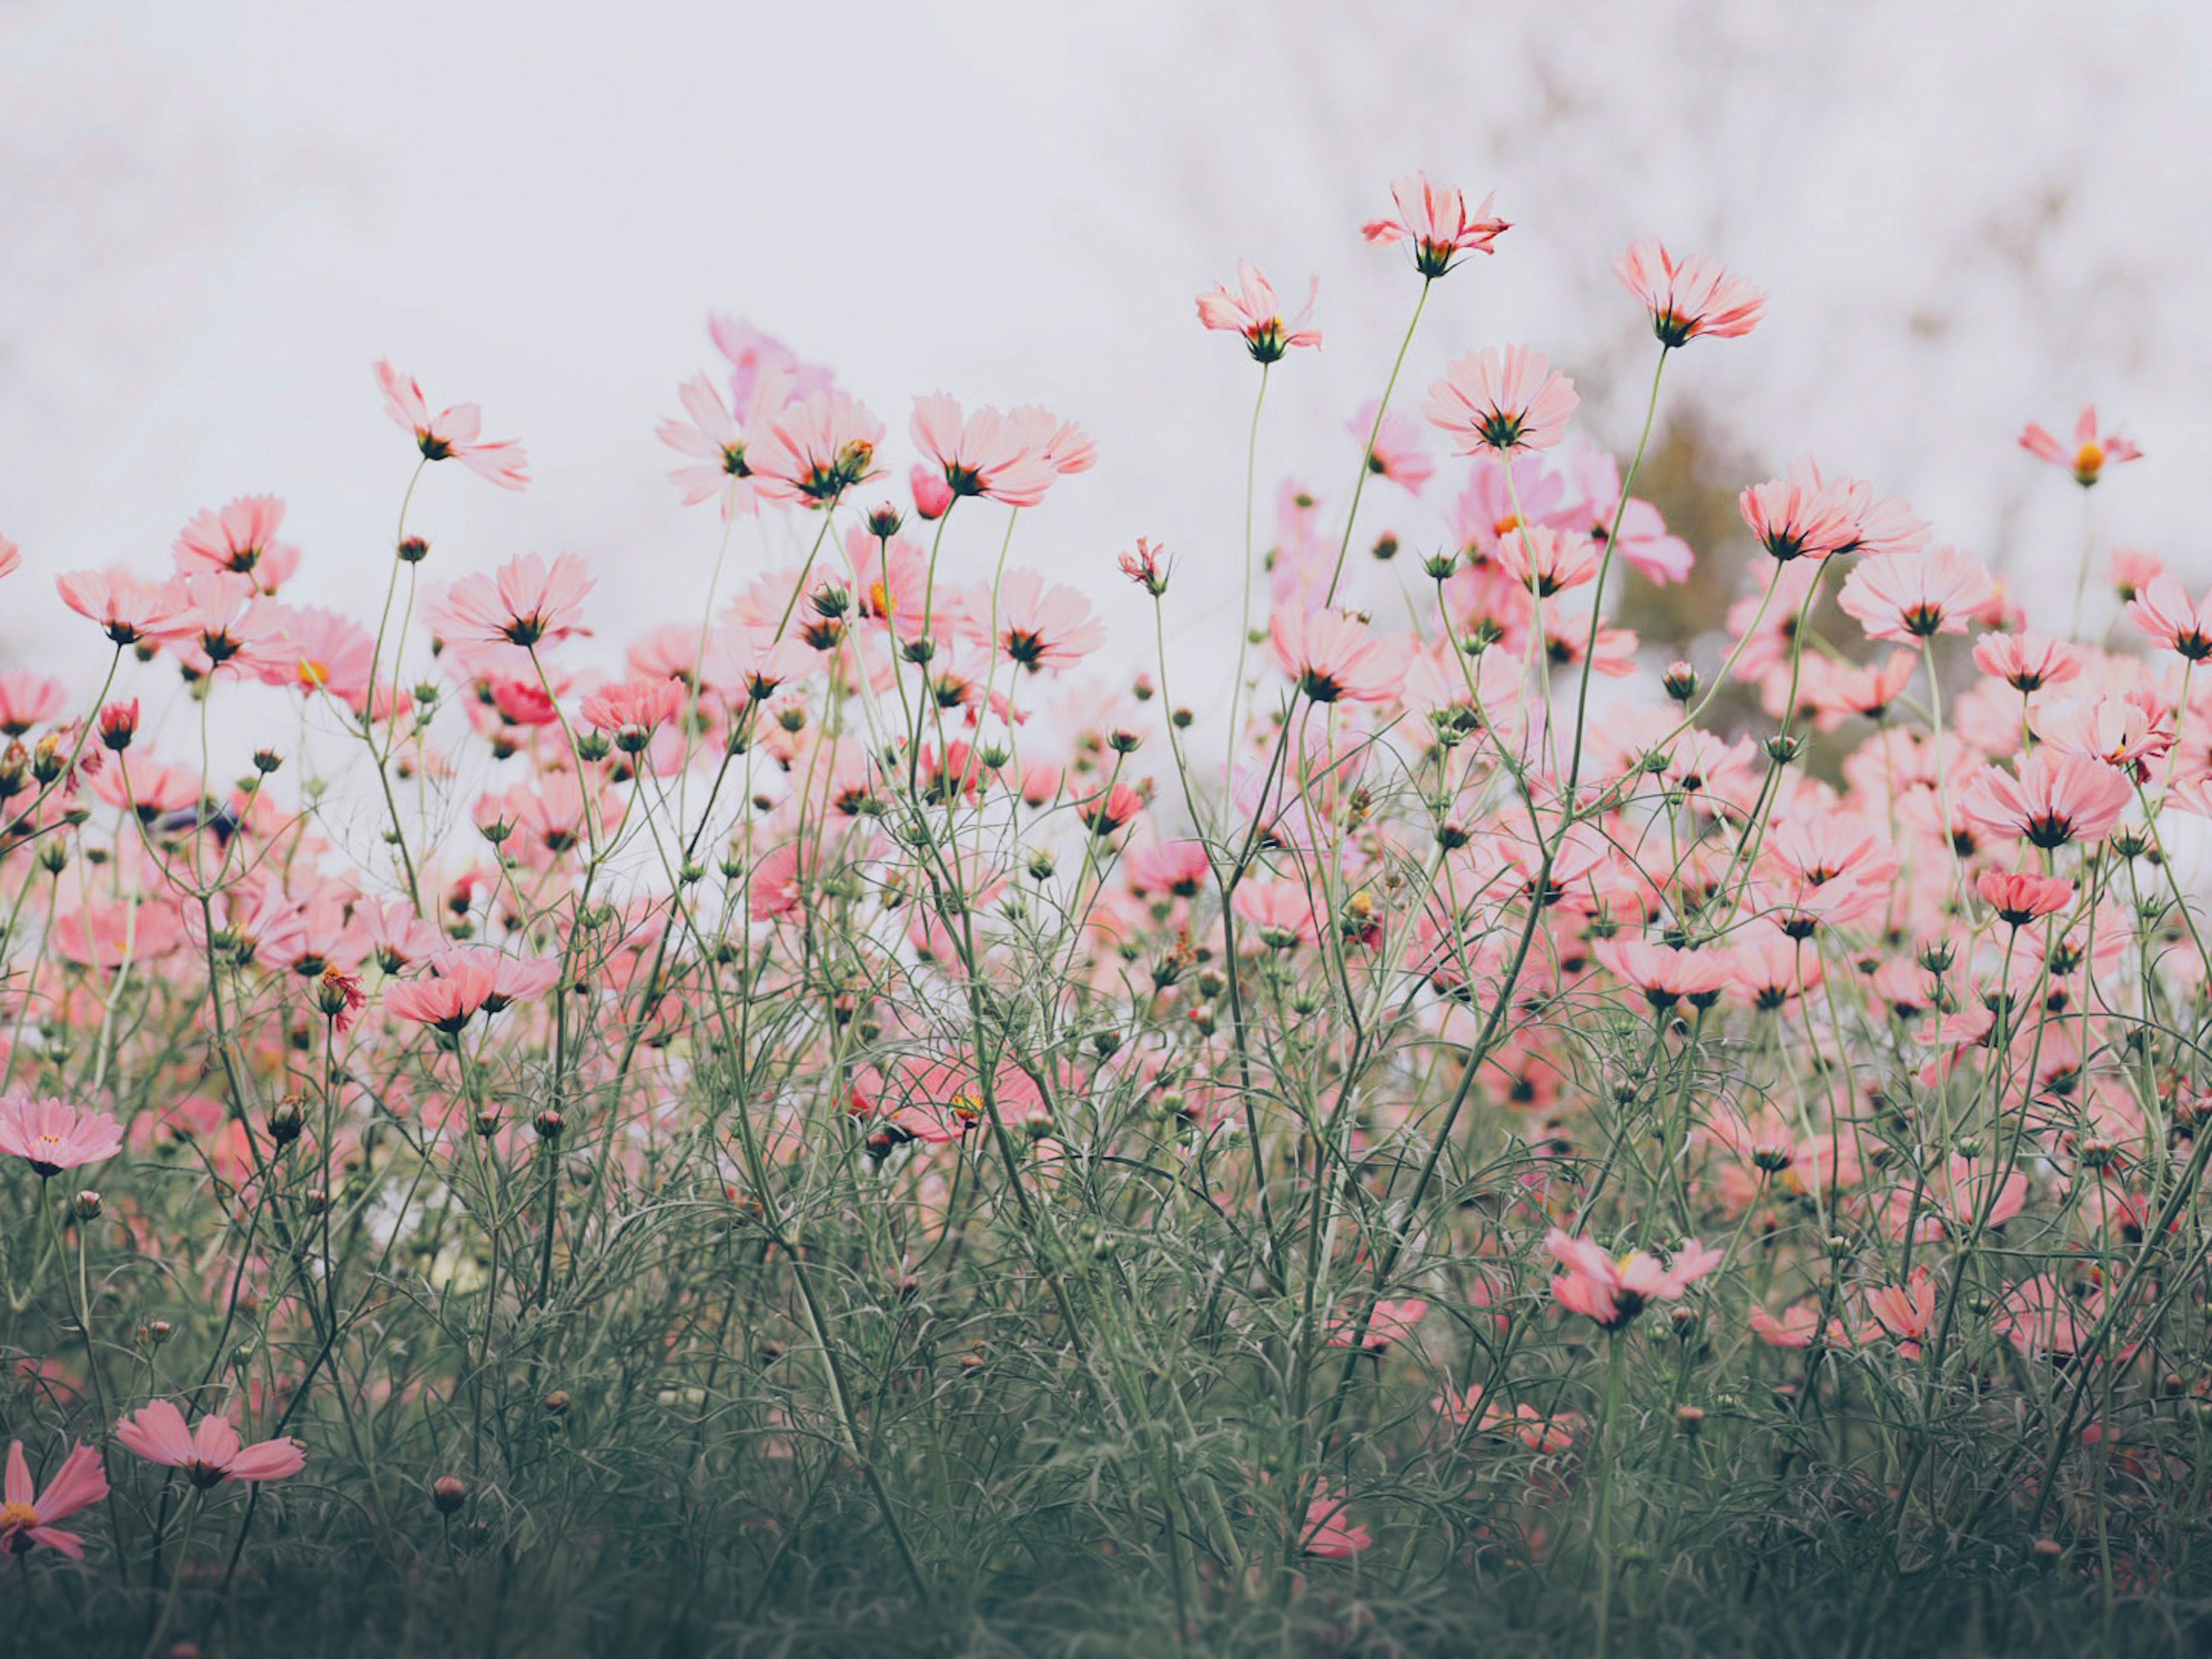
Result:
[3, 0, 2206, 693]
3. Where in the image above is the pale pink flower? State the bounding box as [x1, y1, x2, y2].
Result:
[1300, 1480, 1372, 1557]
[2019, 406, 2141, 487]
[1960, 752, 2133, 850]
[582, 677, 686, 751]
[0, 671, 67, 736]
[1496, 525, 1600, 597]
[1196, 260, 1321, 362]
[1614, 237, 1766, 345]
[708, 317, 835, 405]
[55, 567, 188, 646]
[657, 366, 796, 515]
[2126, 575, 2212, 661]
[1594, 938, 1730, 1010]
[1424, 346, 1579, 456]
[1972, 628, 2082, 692]
[963, 570, 1105, 672]
[1547, 1229, 1724, 1328]
[374, 361, 529, 490]
[0, 1094, 125, 1177]
[1836, 546, 1994, 642]
[1270, 608, 1404, 703]
[1361, 173, 1509, 276]
[1740, 456, 1928, 563]
[910, 394, 1060, 509]
[1349, 399, 1433, 494]
[0, 536, 17, 580]
[434, 554, 594, 649]
[1865, 1268, 1938, 1358]
[173, 494, 300, 590]
[749, 391, 885, 507]
[1, 1440, 108, 1559]
[115, 1400, 305, 1487]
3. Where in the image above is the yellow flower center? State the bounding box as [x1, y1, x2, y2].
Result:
[297, 658, 331, 690]
[869, 581, 895, 617]
[2073, 441, 2104, 483]
[0, 1501, 39, 1529]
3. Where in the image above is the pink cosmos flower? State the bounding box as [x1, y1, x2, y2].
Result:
[748, 391, 885, 507]
[0, 1094, 125, 1177]
[0, 536, 17, 580]
[1327, 1297, 1429, 1351]
[1, 1441, 108, 1559]
[1496, 525, 1600, 597]
[1740, 456, 1929, 563]
[2111, 546, 2165, 603]
[709, 317, 835, 406]
[115, 1400, 305, 1487]
[1349, 400, 1433, 494]
[1424, 346, 1579, 456]
[657, 366, 796, 516]
[1865, 1269, 1938, 1358]
[1593, 938, 1730, 1010]
[1960, 752, 2133, 850]
[1361, 173, 1509, 277]
[1547, 1229, 1724, 1328]
[2126, 575, 2212, 661]
[0, 671, 66, 736]
[1300, 1480, 1372, 1557]
[1972, 628, 2082, 693]
[2019, 406, 2141, 487]
[910, 395, 1062, 509]
[1836, 546, 1994, 642]
[56, 568, 188, 646]
[1196, 260, 1321, 362]
[173, 494, 300, 590]
[963, 570, 1105, 672]
[374, 361, 529, 490]
[1270, 608, 1404, 704]
[582, 677, 686, 751]
[1613, 238, 1767, 346]
[434, 554, 594, 649]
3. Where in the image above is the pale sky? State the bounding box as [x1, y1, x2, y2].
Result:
[4, 0, 2206, 696]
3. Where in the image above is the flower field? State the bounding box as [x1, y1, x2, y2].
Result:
[3, 172, 2209, 1656]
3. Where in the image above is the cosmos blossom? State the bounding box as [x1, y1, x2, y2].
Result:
[0, 1094, 125, 1177]
[657, 365, 796, 516]
[1613, 238, 1767, 346]
[1423, 347, 1579, 456]
[1196, 260, 1321, 362]
[173, 494, 300, 589]
[749, 391, 885, 507]
[115, 1401, 306, 1487]
[1547, 1230, 1725, 1328]
[1360, 173, 1509, 276]
[1, 1441, 108, 1559]
[2019, 405, 2141, 486]
[909, 395, 1062, 509]
[1960, 752, 2133, 850]
[434, 554, 595, 649]
[1270, 608, 1404, 704]
[1836, 546, 1995, 642]
[2126, 575, 2212, 661]
[374, 361, 530, 490]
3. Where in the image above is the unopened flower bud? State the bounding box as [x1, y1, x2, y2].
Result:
[74, 1190, 102, 1221]
[397, 535, 431, 564]
[1662, 661, 1699, 702]
[433, 1474, 468, 1514]
[268, 1097, 306, 1146]
[534, 1110, 565, 1142]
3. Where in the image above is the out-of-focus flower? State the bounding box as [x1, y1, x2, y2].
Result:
[1271, 608, 1404, 704]
[0, 1095, 124, 1177]
[0, 1441, 108, 1559]
[374, 361, 530, 490]
[1547, 1230, 1724, 1328]
[2019, 406, 2140, 487]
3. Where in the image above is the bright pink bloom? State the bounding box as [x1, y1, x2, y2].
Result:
[374, 361, 529, 490]
[1270, 608, 1404, 703]
[1836, 546, 1994, 642]
[1, 1441, 108, 1559]
[910, 395, 1061, 509]
[1960, 752, 2133, 850]
[1361, 173, 1509, 276]
[173, 494, 300, 588]
[1547, 1229, 1724, 1328]
[1196, 260, 1321, 362]
[1424, 346, 1579, 456]
[2126, 575, 2212, 661]
[115, 1400, 305, 1487]
[1613, 238, 1766, 346]
[2019, 406, 2141, 487]
[435, 554, 594, 649]
[0, 1094, 124, 1177]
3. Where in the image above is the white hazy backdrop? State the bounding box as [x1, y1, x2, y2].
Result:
[3, 0, 2208, 709]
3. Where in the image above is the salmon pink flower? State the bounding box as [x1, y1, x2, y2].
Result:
[1350, 400, 1433, 494]
[1740, 456, 1929, 563]
[1865, 1268, 1938, 1358]
[1118, 537, 1171, 596]
[1424, 346, 1579, 456]
[582, 677, 685, 752]
[1837, 546, 1994, 642]
[1327, 1297, 1429, 1351]
[0, 672, 65, 736]
[1547, 1229, 1724, 1328]
[173, 494, 300, 590]
[374, 361, 529, 490]
[1271, 608, 1404, 704]
[56, 567, 187, 646]
[1300, 1480, 1372, 1557]
[1961, 752, 2133, 850]
[2111, 546, 2164, 603]
[1978, 868, 2073, 927]
[750, 391, 884, 507]
[1196, 260, 1321, 362]
[1361, 173, 1508, 277]
[1, 1441, 108, 1559]
[435, 554, 594, 649]
[657, 366, 795, 516]
[1614, 237, 1767, 346]
[1973, 628, 2082, 692]
[909, 395, 1060, 509]
[0, 1094, 124, 1177]
[2020, 406, 2141, 487]
[1496, 525, 1600, 597]
[2126, 575, 2212, 661]
[115, 1400, 305, 1487]
[1594, 938, 1730, 1010]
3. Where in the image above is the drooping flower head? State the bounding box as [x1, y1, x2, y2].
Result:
[1614, 238, 1767, 346]
[1196, 260, 1321, 363]
[1361, 173, 1509, 277]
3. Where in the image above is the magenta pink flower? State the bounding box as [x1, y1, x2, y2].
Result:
[1547, 1230, 1725, 1328]
[1196, 260, 1321, 362]
[0, 1094, 124, 1177]
[1270, 608, 1404, 704]
[434, 554, 594, 649]
[1960, 752, 2133, 850]
[374, 361, 529, 490]
[2020, 405, 2141, 487]
[1, 1441, 108, 1559]
[1836, 546, 1994, 642]
[1423, 347, 1579, 456]
[1615, 238, 1766, 346]
[1361, 173, 1509, 277]
[115, 1400, 305, 1487]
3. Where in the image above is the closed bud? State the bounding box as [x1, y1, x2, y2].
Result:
[1422, 551, 1459, 581]
[534, 1110, 565, 1142]
[433, 1474, 468, 1514]
[268, 1096, 306, 1146]
[397, 535, 431, 564]
[1662, 661, 1699, 702]
[74, 1190, 102, 1221]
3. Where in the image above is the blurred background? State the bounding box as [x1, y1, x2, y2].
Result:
[3, 0, 2206, 696]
